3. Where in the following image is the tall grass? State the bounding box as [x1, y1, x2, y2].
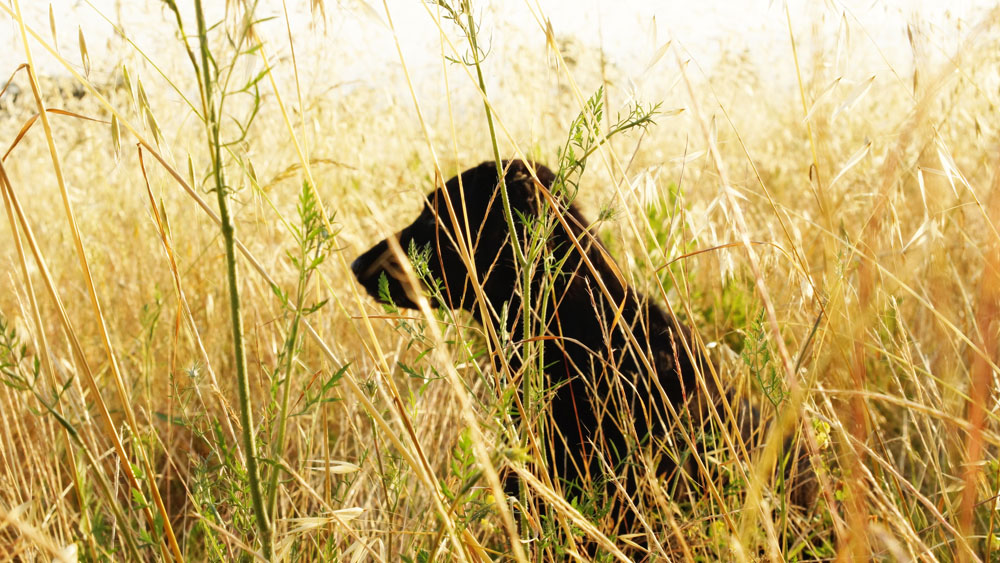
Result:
[0, 1, 998, 561]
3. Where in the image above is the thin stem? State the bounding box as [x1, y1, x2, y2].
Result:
[267, 294, 303, 520]
[465, 8, 525, 270]
[192, 0, 273, 558]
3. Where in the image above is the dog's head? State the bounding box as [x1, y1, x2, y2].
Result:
[351, 159, 556, 313]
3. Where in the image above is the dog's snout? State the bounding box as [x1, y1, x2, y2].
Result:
[350, 256, 363, 276]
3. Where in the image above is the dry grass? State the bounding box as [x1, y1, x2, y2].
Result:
[0, 1, 999, 561]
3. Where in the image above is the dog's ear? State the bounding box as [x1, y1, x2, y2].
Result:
[534, 163, 556, 188]
[503, 160, 553, 188]
[501, 160, 552, 217]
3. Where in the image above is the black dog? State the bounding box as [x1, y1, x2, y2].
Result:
[352, 160, 801, 546]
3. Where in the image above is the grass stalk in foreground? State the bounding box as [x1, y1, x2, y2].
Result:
[10, 1, 183, 559]
[190, 0, 272, 558]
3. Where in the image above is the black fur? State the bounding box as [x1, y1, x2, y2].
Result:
[352, 160, 808, 546]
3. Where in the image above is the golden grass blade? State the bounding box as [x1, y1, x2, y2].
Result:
[120, 64, 135, 108]
[675, 49, 802, 558]
[960, 161, 1000, 548]
[828, 138, 872, 190]
[643, 40, 672, 74]
[0, 120, 96, 558]
[4, 106, 107, 162]
[0, 159, 156, 561]
[189, 513, 268, 562]
[2, 112, 38, 162]
[273, 458, 387, 562]
[77, 26, 89, 78]
[786, 3, 830, 222]
[0, 64, 26, 99]
[802, 76, 842, 124]
[137, 77, 151, 119]
[110, 113, 120, 162]
[48, 4, 57, 50]
[144, 105, 163, 147]
[136, 146, 241, 452]
[832, 74, 876, 119]
[0, 504, 74, 563]
[514, 468, 631, 563]
[9, 2, 183, 559]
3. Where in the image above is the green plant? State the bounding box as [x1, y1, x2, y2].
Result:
[743, 308, 788, 411]
[266, 180, 337, 524]
[173, 0, 274, 556]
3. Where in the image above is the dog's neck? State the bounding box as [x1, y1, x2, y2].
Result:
[461, 202, 694, 387]
[474, 236, 669, 372]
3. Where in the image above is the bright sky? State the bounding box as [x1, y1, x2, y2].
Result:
[0, 1, 996, 91]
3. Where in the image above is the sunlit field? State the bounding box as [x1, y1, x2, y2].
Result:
[1, 1, 999, 561]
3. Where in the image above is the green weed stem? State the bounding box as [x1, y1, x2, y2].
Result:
[191, 0, 273, 558]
